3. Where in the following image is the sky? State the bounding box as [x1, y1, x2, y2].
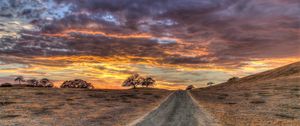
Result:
[0, 0, 299, 89]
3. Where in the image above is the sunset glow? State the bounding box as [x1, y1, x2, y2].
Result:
[0, 0, 299, 89]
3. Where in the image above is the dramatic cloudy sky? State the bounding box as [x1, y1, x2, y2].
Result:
[0, 0, 299, 89]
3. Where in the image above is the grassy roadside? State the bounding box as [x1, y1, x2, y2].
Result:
[0, 87, 172, 126]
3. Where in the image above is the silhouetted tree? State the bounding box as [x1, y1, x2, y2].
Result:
[14, 76, 25, 85]
[40, 78, 54, 87]
[207, 82, 214, 87]
[27, 79, 39, 87]
[122, 74, 142, 89]
[186, 85, 195, 90]
[141, 77, 156, 87]
[60, 79, 94, 89]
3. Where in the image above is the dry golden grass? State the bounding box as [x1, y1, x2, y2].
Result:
[191, 62, 300, 126]
[0, 87, 171, 126]
[192, 76, 300, 126]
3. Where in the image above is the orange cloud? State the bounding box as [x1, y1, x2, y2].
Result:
[43, 29, 184, 44]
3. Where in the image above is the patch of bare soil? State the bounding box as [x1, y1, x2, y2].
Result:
[0, 87, 171, 126]
[192, 76, 300, 126]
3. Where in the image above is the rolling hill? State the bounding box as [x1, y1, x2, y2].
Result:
[191, 61, 300, 126]
[238, 61, 300, 83]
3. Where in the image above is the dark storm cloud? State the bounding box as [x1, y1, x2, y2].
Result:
[0, 0, 299, 69]
[1, 0, 43, 19]
[0, 13, 13, 18]
[162, 56, 210, 65]
[0, 32, 168, 58]
[67, 36, 166, 57]
[41, 0, 240, 33]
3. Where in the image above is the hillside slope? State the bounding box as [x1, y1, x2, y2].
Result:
[239, 61, 300, 83]
[192, 61, 300, 126]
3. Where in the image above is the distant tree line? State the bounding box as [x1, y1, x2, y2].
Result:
[11, 76, 95, 89]
[1, 74, 157, 89]
[14, 76, 54, 87]
[3, 74, 239, 89]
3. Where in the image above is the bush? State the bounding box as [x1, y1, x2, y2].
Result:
[186, 85, 195, 90]
[60, 79, 94, 89]
[0, 83, 12, 87]
[227, 77, 239, 83]
[207, 82, 214, 86]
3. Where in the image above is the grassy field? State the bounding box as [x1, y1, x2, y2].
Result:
[191, 77, 300, 126]
[0, 87, 171, 126]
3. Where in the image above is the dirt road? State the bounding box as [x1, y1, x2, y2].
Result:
[130, 91, 219, 126]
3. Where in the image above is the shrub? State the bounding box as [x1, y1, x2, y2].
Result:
[227, 77, 239, 83]
[186, 85, 195, 90]
[0, 83, 12, 87]
[207, 82, 214, 87]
